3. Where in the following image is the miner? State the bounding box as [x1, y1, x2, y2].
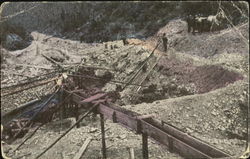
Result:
[122, 37, 128, 46]
[80, 34, 84, 43]
[186, 14, 193, 33]
[162, 33, 168, 52]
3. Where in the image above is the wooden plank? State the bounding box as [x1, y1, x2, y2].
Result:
[73, 137, 92, 159]
[98, 104, 138, 131]
[42, 53, 64, 69]
[140, 120, 211, 159]
[159, 120, 230, 158]
[136, 114, 155, 120]
[80, 93, 107, 104]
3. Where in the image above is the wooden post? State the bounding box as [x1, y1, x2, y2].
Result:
[129, 147, 135, 159]
[62, 91, 67, 118]
[79, 76, 83, 89]
[142, 133, 149, 159]
[75, 104, 80, 128]
[100, 114, 107, 159]
[112, 111, 117, 123]
[77, 75, 80, 89]
[59, 89, 63, 121]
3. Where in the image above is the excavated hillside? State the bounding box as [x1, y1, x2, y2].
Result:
[0, 1, 183, 46]
[1, 2, 249, 159]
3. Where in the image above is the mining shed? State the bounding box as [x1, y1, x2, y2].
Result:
[0, 2, 249, 159]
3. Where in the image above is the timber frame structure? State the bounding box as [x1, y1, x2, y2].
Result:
[64, 89, 232, 159]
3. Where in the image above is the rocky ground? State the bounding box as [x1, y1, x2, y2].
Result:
[1, 14, 249, 159]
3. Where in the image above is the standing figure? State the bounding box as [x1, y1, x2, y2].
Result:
[195, 16, 207, 33]
[162, 33, 168, 52]
[80, 34, 84, 43]
[186, 14, 196, 34]
[122, 37, 129, 46]
[186, 14, 193, 33]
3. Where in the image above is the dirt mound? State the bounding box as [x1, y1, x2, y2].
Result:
[158, 56, 244, 94]
[189, 65, 244, 93]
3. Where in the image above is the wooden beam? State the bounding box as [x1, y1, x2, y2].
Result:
[100, 114, 107, 159]
[142, 133, 149, 159]
[75, 104, 80, 128]
[42, 53, 64, 69]
[129, 147, 135, 159]
[73, 137, 92, 159]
